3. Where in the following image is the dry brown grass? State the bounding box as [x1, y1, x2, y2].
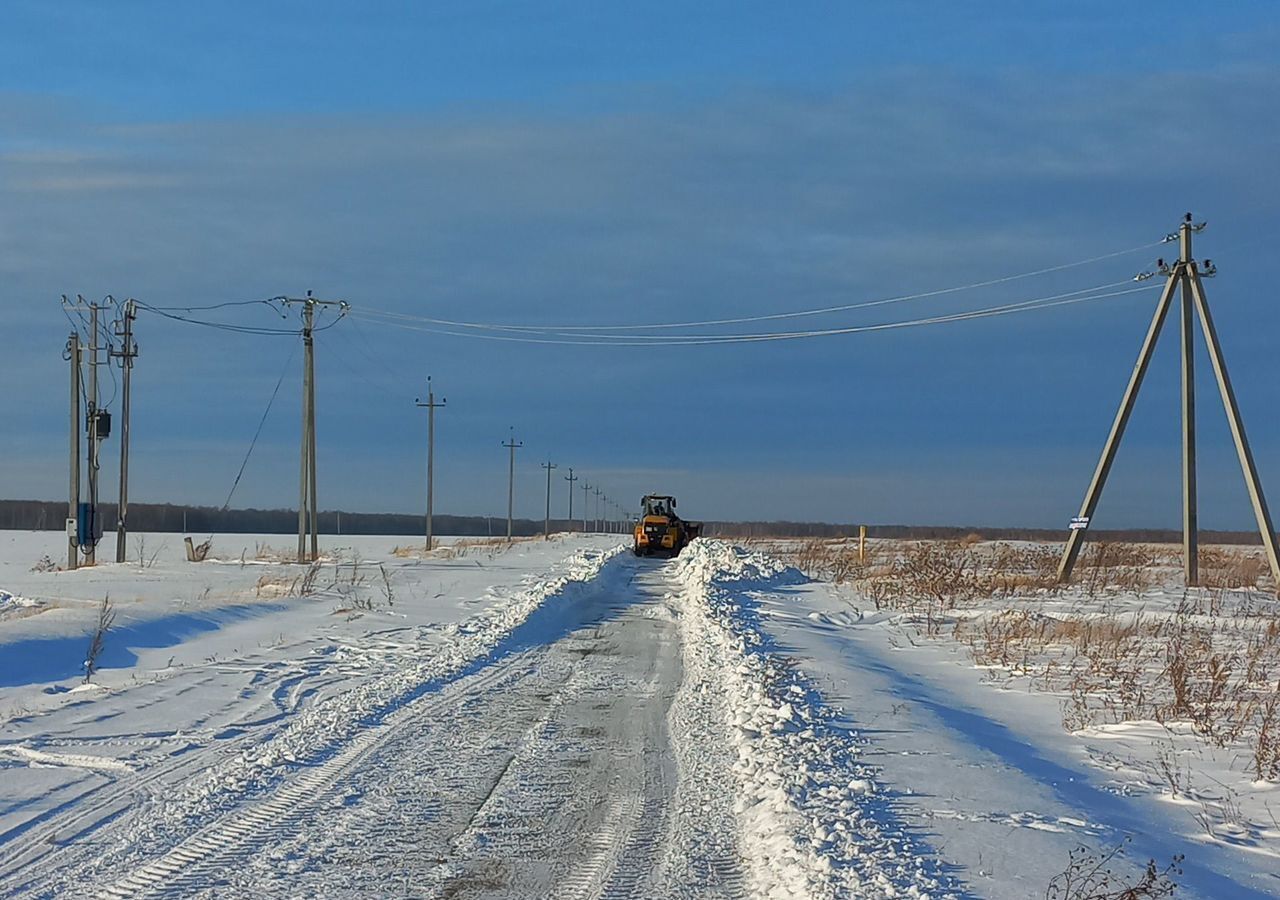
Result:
[1199, 546, 1269, 590]
[760, 535, 1280, 782]
[954, 591, 1280, 779]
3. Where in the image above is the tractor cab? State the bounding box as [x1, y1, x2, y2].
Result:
[642, 495, 676, 518]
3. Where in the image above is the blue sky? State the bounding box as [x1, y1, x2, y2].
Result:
[3, 2, 1280, 528]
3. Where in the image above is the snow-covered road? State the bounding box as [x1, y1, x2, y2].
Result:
[0, 545, 756, 899]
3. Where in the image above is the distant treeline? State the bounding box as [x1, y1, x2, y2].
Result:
[0, 499, 1271, 546]
[0, 499, 562, 538]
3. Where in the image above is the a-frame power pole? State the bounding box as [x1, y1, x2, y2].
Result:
[1058, 214, 1280, 589]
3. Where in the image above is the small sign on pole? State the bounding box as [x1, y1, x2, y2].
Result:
[1069, 516, 1090, 531]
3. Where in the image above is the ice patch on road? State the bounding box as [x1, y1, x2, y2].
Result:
[671, 540, 962, 900]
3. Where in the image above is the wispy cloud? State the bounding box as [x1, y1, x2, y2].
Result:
[3, 66, 1278, 524]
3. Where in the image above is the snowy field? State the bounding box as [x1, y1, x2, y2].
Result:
[0, 530, 1277, 898]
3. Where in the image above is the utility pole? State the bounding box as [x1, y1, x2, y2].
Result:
[503, 429, 522, 541]
[541, 460, 558, 538]
[66, 330, 81, 570]
[594, 487, 602, 533]
[281, 293, 347, 562]
[416, 377, 446, 551]
[1179, 223, 1198, 586]
[305, 300, 318, 563]
[85, 299, 102, 566]
[565, 467, 578, 530]
[581, 481, 591, 532]
[297, 300, 313, 563]
[1058, 215, 1280, 589]
[111, 300, 138, 563]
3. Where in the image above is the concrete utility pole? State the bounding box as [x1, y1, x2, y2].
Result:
[282, 293, 347, 563]
[416, 377, 446, 552]
[67, 331, 81, 570]
[594, 488, 603, 533]
[564, 467, 578, 530]
[541, 460, 557, 538]
[1058, 215, 1280, 589]
[298, 300, 315, 563]
[111, 300, 138, 563]
[1179, 224, 1198, 585]
[503, 429, 523, 542]
[85, 299, 102, 566]
[581, 481, 591, 532]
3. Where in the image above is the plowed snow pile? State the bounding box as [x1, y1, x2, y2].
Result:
[670, 539, 959, 900]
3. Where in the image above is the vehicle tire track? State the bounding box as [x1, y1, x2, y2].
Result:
[93, 659, 526, 899]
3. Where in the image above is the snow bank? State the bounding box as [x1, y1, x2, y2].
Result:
[671, 539, 960, 900]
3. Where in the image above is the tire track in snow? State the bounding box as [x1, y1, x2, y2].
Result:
[0, 721, 272, 894]
[552, 566, 748, 900]
[5, 546, 630, 897]
[97, 660, 522, 898]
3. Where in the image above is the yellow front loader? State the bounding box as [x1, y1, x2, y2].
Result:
[633, 495, 701, 558]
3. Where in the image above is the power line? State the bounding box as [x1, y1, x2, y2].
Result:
[142, 298, 286, 313]
[133, 300, 348, 336]
[64, 235, 1162, 350]
[220, 342, 299, 512]
[350, 238, 1167, 334]
[344, 317, 408, 390]
[350, 282, 1157, 347]
[355, 277, 1135, 343]
[134, 303, 299, 335]
[314, 331, 402, 398]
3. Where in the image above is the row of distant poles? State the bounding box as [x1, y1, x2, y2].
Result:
[62, 292, 631, 569]
[1058, 214, 1280, 587]
[414, 387, 630, 555]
